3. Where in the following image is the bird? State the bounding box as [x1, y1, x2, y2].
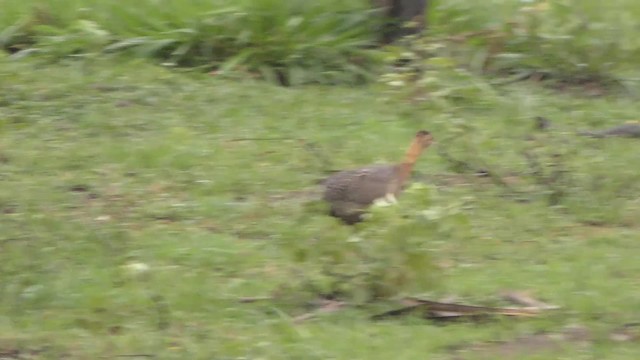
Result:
[322, 130, 434, 224]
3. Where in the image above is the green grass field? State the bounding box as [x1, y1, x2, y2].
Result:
[2, 1, 640, 359]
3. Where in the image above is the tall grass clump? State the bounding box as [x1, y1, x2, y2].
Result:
[281, 184, 470, 303]
[387, 0, 640, 89]
[4, 0, 640, 86]
[0, 0, 379, 85]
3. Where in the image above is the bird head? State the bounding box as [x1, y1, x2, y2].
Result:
[415, 130, 434, 149]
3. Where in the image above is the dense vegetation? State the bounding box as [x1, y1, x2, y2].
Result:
[2, 0, 640, 84]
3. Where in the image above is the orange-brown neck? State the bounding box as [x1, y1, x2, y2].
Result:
[394, 139, 428, 191]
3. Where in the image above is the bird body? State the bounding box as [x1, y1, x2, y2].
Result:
[323, 130, 433, 224]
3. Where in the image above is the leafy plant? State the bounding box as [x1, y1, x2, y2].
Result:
[1, 0, 380, 85]
[379, 37, 497, 108]
[283, 184, 470, 303]
[381, 0, 640, 95]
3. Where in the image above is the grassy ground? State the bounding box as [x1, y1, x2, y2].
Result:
[1, 54, 640, 359]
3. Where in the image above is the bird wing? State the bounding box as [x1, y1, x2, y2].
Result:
[323, 165, 398, 206]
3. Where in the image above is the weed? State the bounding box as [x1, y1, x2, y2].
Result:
[384, 0, 640, 92]
[1, 0, 379, 85]
[283, 184, 469, 303]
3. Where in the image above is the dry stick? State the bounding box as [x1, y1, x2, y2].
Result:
[404, 297, 543, 316]
[372, 297, 544, 321]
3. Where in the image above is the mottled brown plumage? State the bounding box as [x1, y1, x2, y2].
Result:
[323, 130, 434, 224]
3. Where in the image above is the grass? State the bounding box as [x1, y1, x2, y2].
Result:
[2, 0, 640, 358]
[3, 0, 640, 85]
[0, 0, 377, 84]
[1, 53, 640, 359]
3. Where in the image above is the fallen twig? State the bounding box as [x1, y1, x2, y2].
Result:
[372, 296, 555, 321]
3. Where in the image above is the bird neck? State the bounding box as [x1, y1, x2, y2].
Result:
[403, 140, 424, 165]
[393, 142, 424, 192]
[395, 162, 415, 192]
[399, 140, 424, 176]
